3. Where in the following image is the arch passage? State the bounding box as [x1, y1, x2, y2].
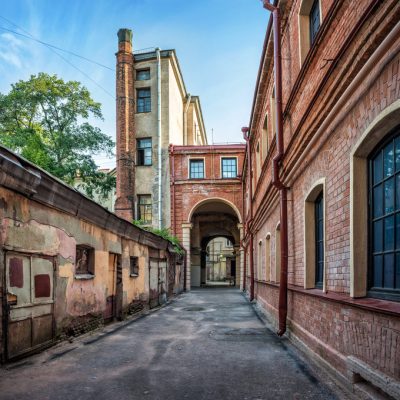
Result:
[169, 144, 245, 289]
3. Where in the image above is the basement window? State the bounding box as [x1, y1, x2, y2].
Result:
[75, 245, 95, 277]
[130, 256, 139, 277]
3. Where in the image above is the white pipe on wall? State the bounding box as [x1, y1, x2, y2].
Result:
[156, 48, 162, 230]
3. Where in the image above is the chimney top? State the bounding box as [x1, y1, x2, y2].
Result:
[117, 29, 132, 44]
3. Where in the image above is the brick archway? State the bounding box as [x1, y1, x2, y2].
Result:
[169, 144, 245, 290]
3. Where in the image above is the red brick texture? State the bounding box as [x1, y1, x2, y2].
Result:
[115, 30, 136, 222]
[169, 145, 245, 240]
[246, 0, 400, 385]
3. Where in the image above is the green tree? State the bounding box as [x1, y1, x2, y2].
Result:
[0, 73, 115, 199]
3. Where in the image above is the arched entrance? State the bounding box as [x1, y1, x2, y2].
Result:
[185, 199, 243, 288]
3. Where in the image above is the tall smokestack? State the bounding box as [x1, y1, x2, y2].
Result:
[115, 28, 135, 221]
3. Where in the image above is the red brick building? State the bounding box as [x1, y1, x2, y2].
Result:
[243, 0, 400, 397]
[169, 144, 245, 289]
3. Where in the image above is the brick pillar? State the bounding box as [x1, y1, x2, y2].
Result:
[237, 223, 244, 290]
[115, 28, 135, 221]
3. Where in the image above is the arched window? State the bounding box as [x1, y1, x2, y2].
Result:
[369, 130, 400, 300]
[298, 0, 322, 65]
[275, 223, 281, 283]
[262, 114, 269, 161]
[265, 233, 271, 281]
[315, 192, 324, 288]
[304, 179, 325, 290]
[258, 240, 263, 280]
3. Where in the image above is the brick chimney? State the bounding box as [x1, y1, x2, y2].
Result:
[115, 28, 135, 221]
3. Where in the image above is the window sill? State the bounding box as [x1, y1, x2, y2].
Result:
[254, 281, 400, 316]
[137, 164, 152, 167]
[74, 274, 95, 280]
[130, 274, 139, 278]
[136, 111, 152, 114]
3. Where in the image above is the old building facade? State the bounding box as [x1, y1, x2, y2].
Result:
[115, 29, 207, 228]
[243, 0, 400, 397]
[0, 146, 183, 362]
[169, 144, 245, 289]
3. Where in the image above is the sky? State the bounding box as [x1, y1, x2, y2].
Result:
[0, 0, 268, 169]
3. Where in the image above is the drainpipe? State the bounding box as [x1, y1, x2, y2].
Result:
[242, 127, 254, 301]
[156, 48, 162, 230]
[169, 144, 176, 234]
[183, 94, 191, 145]
[262, 0, 288, 336]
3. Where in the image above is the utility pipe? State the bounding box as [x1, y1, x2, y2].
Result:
[262, 0, 288, 337]
[183, 94, 191, 145]
[242, 127, 254, 301]
[169, 144, 176, 234]
[156, 48, 162, 230]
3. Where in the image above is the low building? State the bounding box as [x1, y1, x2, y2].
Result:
[0, 145, 183, 362]
[243, 0, 400, 397]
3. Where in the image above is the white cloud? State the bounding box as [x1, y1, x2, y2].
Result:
[0, 32, 25, 68]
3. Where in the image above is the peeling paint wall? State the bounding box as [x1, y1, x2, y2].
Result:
[0, 184, 181, 361]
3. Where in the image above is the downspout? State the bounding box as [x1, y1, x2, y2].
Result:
[242, 127, 254, 301]
[183, 94, 191, 145]
[169, 144, 176, 234]
[156, 48, 162, 230]
[241, 168, 247, 291]
[262, 0, 288, 336]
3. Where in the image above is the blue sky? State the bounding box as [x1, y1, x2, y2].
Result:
[0, 0, 268, 168]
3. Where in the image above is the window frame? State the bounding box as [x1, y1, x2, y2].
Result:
[221, 157, 238, 179]
[314, 192, 324, 289]
[75, 245, 95, 277]
[137, 138, 152, 166]
[136, 88, 151, 113]
[130, 256, 139, 277]
[189, 158, 205, 179]
[137, 194, 152, 224]
[136, 69, 150, 81]
[367, 129, 400, 302]
[309, 0, 320, 46]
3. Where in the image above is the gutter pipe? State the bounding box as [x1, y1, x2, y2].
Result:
[262, 0, 288, 337]
[242, 127, 254, 301]
[156, 48, 162, 230]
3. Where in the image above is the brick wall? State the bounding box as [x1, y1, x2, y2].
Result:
[246, 0, 400, 390]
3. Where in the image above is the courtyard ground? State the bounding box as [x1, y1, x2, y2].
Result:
[0, 288, 353, 400]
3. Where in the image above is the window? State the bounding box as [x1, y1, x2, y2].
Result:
[315, 192, 324, 288]
[138, 195, 152, 224]
[258, 240, 263, 280]
[75, 245, 94, 275]
[190, 159, 204, 179]
[130, 256, 139, 276]
[309, 0, 320, 45]
[299, 0, 321, 64]
[275, 224, 281, 283]
[137, 88, 151, 113]
[369, 132, 400, 300]
[226, 239, 232, 247]
[137, 138, 152, 166]
[304, 179, 325, 290]
[222, 158, 237, 178]
[136, 69, 150, 81]
[265, 234, 271, 282]
[262, 114, 269, 160]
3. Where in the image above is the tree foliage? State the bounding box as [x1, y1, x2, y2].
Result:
[0, 73, 115, 199]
